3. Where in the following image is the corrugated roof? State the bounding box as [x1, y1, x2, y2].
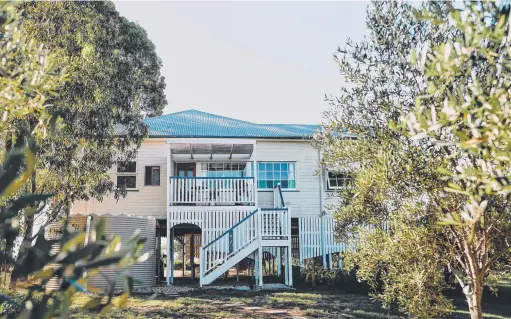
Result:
[143, 109, 322, 139]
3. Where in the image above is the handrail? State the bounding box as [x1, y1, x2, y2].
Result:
[170, 176, 254, 180]
[203, 208, 258, 250]
[273, 183, 286, 208]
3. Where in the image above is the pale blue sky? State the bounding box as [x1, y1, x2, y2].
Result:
[114, 1, 369, 124]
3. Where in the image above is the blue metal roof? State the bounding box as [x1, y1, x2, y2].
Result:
[144, 109, 322, 139]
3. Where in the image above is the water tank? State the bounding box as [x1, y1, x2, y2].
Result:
[46, 214, 156, 291]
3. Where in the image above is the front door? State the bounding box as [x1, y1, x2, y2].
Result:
[175, 162, 196, 177]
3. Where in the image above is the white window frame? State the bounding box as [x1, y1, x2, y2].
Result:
[326, 170, 350, 191]
[116, 160, 137, 189]
[199, 162, 252, 178]
[257, 161, 297, 190]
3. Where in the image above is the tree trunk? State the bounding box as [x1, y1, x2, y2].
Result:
[10, 170, 36, 285]
[463, 276, 484, 319]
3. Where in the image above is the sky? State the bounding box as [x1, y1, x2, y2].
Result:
[114, 1, 370, 124]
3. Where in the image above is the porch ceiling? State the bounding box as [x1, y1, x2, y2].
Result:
[169, 143, 254, 160]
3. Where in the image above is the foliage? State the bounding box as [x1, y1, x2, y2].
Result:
[2, 1, 167, 265]
[1, 4, 147, 317]
[315, 1, 456, 317]
[300, 259, 336, 287]
[0, 134, 148, 318]
[400, 2, 511, 319]
[344, 218, 453, 317]
[318, 1, 511, 319]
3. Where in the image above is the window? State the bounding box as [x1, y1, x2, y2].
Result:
[200, 162, 251, 178]
[327, 171, 352, 190]
[117, 175, 136, 189]
[257, 162, 296, 189]
[117, 161, 137, 189]
[145, 166, 161, 186]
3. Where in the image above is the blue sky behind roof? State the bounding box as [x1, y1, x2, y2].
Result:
[144, 109, 321, 138]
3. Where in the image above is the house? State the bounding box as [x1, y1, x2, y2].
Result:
[71, 109, 348, 288]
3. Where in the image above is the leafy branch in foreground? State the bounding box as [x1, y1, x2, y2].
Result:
[0, 135, 149, 319]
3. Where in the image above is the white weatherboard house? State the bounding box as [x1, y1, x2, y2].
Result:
[72, 109, 348, 288]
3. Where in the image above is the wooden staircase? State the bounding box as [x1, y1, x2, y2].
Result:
[199, 207, 292, 287]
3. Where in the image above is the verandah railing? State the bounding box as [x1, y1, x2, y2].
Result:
[169, 176, 255, 206]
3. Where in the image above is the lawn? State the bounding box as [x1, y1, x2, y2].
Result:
[66, 288, 511, 319]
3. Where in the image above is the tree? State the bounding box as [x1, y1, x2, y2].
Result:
[3, 1, 166, 268]
[317, 1, 508, 318]
[401, 2, 511, 318]
[1, 4, 146, 317]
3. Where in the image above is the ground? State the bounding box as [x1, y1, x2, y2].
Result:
[67, 287, 511, 319]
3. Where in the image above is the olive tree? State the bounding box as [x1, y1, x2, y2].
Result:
[317, 2, 511, 318]
[402, 2, 511, 318]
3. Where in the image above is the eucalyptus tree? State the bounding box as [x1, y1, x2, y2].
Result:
[1, 4, 146, 317]
[3, 1, 167, 265]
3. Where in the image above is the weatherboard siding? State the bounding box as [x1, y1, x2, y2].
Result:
[72, 138, 335, 219]
[72, 139, 169, 219]
[255, 140, 323, 218]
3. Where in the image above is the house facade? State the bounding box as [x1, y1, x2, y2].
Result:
[72, 110, 347, 287]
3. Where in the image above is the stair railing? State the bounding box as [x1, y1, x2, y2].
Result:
[200, 208, 259, 278]
[273, 183, 286, 209]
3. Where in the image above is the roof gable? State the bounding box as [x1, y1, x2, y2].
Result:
[143, 109, 321, 139]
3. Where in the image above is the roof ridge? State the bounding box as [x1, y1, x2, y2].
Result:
[146, 109, 259, 125]
[186, 109, 258, 125]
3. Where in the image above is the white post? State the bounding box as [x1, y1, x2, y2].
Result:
[299, 218, 303, 270]
[252, 142, 258, 206]
[257, 208, 263, 287]
[284, 246, 289, 286]
[321, 215, 327, 268]
[287, 246, 293, 287]
[166, 217, 171, 285]
[277, 248, 281, 277]
[170, 227, 174, 284]
[258, 247, 263, 288]
[287, 207, 293, 287]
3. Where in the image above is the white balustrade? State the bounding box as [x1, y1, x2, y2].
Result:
[260, 208, 290, 239]
[169, 177, 255, 205]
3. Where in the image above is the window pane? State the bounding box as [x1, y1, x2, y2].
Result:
[274, 172, 281, 180]
[281, 180, 288, 188]
[117, 161, 136, 173]
[258, 162, 265, 171]
[273, 163, 281, 171]
[281, 163, 288, 171]
[258, 180, 266, 188]
[258, 171, 265, 179]
[266, 172, 273, 179]
[289, 163, 295, 171]
[117, 176, 136, 188]
[288, 180, 296, 189]
[266, 162, 273, 171]
[282, 172, 288, 180]
[145, 167, 151, 185]
[152, 168, 160, 185]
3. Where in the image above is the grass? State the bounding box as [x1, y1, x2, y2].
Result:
[63, 287, 511, 319]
